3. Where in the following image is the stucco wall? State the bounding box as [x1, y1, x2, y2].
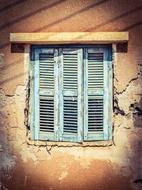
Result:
[0, 0, 142, 189]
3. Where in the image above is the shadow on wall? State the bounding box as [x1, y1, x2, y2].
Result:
[1, 0, 142, 49]
[0, 0, 108, 49]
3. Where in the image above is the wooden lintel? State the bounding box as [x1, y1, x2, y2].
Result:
[10, 32, 129, 44]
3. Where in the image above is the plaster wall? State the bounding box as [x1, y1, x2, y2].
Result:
[0, 0, 142, 189]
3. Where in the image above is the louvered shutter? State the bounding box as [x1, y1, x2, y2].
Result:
[31, 45, 112, 142]
[59, 48, 83, 142]
[33, 48, 59, 141]
[84, 47, 112, 141]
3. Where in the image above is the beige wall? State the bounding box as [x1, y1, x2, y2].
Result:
[0, 0, 142, 189]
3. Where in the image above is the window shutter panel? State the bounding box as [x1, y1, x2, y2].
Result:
[59, 48, 83, 142]
[84, 47, 112, 141]
[33, 48, 58, 141]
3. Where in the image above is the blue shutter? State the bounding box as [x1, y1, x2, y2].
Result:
[59, 48, 83, 142]
[31, 45, 112, 142]
[33, 48, 59, 141]
[84, 47, 112, 141]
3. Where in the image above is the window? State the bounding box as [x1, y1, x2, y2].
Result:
[30, 45, 112, 142]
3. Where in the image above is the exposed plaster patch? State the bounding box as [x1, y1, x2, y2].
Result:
[79, 159, 92, 169]
[58, 171, 68, 181]
[56, 146, 131, 168]
[20, 148, 38, 163]
[114, 60, 142, 116]
[112, 60, 142, 185]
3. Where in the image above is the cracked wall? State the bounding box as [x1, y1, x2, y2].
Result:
[0, 0, 142, 190]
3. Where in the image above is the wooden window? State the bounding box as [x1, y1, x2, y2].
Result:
[30, 45, 112, 142]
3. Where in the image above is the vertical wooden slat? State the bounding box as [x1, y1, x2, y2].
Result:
[54, 49, 59, 140]
[108, 48, 113, 140]
[103, 48, 109, 140]
[77, 48, 83, 142]
[30, 46, 35, 140]
[84, 48, 88, 140]
[59, 48, 63, 141]
[34, 49, 40, 140]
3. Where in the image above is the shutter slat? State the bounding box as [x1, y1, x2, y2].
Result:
[39, 96, 54, 133]
[63, 50, 78, 90]
[63, 98, 78, 134]
[88, 53, 104, 90]
[39, 53, 54, 90]
[88, 96, 104, 132]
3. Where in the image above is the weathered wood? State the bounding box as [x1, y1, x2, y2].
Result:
[10, 32, 129, 44]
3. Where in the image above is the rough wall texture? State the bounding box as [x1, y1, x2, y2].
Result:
[0, 0, 142, 189]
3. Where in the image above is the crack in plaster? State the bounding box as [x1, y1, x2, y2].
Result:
[116, 76, 139, 95]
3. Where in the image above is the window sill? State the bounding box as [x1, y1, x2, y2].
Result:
[27, 137, 113, 147]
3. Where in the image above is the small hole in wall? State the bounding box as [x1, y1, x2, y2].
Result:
[130, 102, 142, 116]
[11, 43, 25, 53]
[116, 43, 128, 53]
[130, 99, 142, 128]
[133, 178, 142, 184]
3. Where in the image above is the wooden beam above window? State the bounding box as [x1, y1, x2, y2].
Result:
[10, 32, 129, 44]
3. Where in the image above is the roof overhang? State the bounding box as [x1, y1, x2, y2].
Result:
[10, 32, 129, 44]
